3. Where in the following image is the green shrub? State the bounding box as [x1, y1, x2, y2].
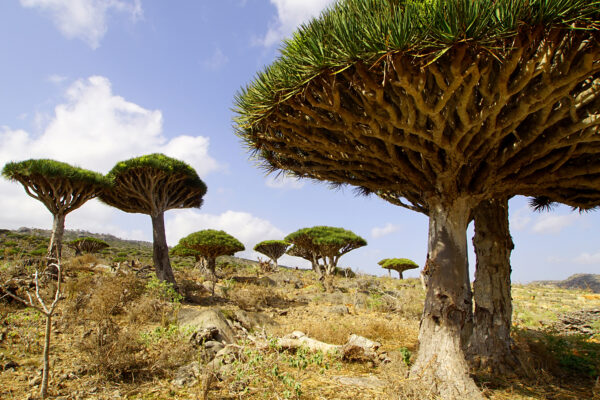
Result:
[145, 276, 183, 304]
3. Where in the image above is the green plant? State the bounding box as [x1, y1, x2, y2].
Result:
[146, 275, 183, 304]
[399, 347, 412, 367]
[542, 333, 600, 377]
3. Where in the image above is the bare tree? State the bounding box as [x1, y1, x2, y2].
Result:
[1, 263, 63, 399]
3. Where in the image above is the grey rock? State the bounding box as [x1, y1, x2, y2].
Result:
[328, 305, 350, 316]
[256, 276, 277, 287]
[234, 309, 275, 331]
[172, 361, 201, 387]
[178, 308, 237, 344]
[342, 334, 382, 363]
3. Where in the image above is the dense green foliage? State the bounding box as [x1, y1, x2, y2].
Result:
[178, 230, 245, 259]
[67, 237, 110, 254]
[170, 244, 201, 258]
[235, 0, 600, 129]
[2, 159, 108, 186]
[106, 153, 206, 191]
[285, 226, 366, 249]
[378, 258, 419, 271]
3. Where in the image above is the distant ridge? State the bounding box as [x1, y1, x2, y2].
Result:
[8, 227, 152, 249]
[532, 274, 600, 294]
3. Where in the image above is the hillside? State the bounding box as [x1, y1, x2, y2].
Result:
[0, 229, 599, 400]
[532, 274, 600, 294]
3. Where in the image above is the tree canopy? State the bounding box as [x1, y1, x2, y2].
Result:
[178, 230, 245, 260]
[101, 153, 207, 215]
[378, 258, 419, 278]
[67, 237, 109, 255]
[285, 226, 366, 276]
[254, 240, 289, 269]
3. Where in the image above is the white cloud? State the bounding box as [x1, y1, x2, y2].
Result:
[47, 74, 68, 84]
[531, 214, 579, 234]
[203, 47, 229, 71]
[265, 173, 305, 190]
[371, 223, 399, 238]
[0, 76, 219, 240]
[574, 252, 600, 265]
[260, 0, 336, 47]
[509, 207, 532, 231]
[20, 0, 142, 49]
[165, 210, 284, 259]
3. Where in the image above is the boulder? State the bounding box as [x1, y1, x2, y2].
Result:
[234, 309, 275, 331]
[341, 334, 384, 363]
[172, 361, 201, 387]
[178, 308, 236, 344]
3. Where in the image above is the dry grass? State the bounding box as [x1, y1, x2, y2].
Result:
[1, 255, 599, 400]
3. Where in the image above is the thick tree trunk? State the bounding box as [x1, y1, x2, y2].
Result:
[47, 213, 65, 261]
[410, 199, 483, 400]
[467, 198, 516, 374]
[398, 270, 403, 279]
[151, 212, 177, 288]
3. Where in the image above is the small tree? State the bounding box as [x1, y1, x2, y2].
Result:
[178, 230, 244, 295]
[285, 226, 366, 276]
[2, 159, 108, 262]
[67, 237, 109, 256]
[286, 244, 323, 274]
[254, 240, 289, 270]
[0, 263, 62, 399]
[99, 154, 207, 288]
[378, 258, 418, 279]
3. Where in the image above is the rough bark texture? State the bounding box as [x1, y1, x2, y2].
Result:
[410, 199, 483, 400]
[47, 213, 65, 261]
[151, 212, 177, 287]
[468, 198, 516, 373]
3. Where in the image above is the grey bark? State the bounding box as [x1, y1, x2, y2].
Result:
[409, 199, 483, 400]
[467, 198, 516, 373]
[207, 257, 217, 297]
[47, 213, 65, 262]
[41, 314, 51, 399]
[151, 212, 177, 288]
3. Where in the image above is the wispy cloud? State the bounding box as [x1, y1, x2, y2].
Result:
[259, 0, 336, 47]
[509, 207, 532, 231]
[371, 223, 399, 238]
[20, 0, 142, 49]
[265, 173, 305, 190]
[531, 214, 579, 234]
[203, 47, 229, 71]
[574, 252, 600, 265]
[47, 74, 68, 84]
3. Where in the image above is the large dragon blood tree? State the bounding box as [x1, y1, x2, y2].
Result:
[234, 1, 600, 398]
[2, 159, 108, 261]
[100, 154, 207, 287]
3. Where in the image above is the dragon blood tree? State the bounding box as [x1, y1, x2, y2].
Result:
[171, 243, 206, 270]
[2, 159, 108, 261]
[286, 244, 322, 273]
[100, 154, 207, 287]
[67, 237, 109, 256]
[234, 1, 600, 397]
[253, 240, 290, 270]
[177, 229, 244, 295]
[378, 258, 418, 279]
[285, 226, 366, 277]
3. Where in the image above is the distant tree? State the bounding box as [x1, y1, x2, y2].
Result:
[178, 229, 244, 295]
[254, 240, 289, 270]
[286, 244, 323, 274]
[67, 237, 109, 256]
[285, 226, 366, 277]
[99, 154, 206, 288]
[378, 258, 418, 279]
[2, 159, 108, 262]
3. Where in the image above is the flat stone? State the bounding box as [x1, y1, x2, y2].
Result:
[178, 308, 236, 344]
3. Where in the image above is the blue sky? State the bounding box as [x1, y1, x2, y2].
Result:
[0, 0, 598, 282]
